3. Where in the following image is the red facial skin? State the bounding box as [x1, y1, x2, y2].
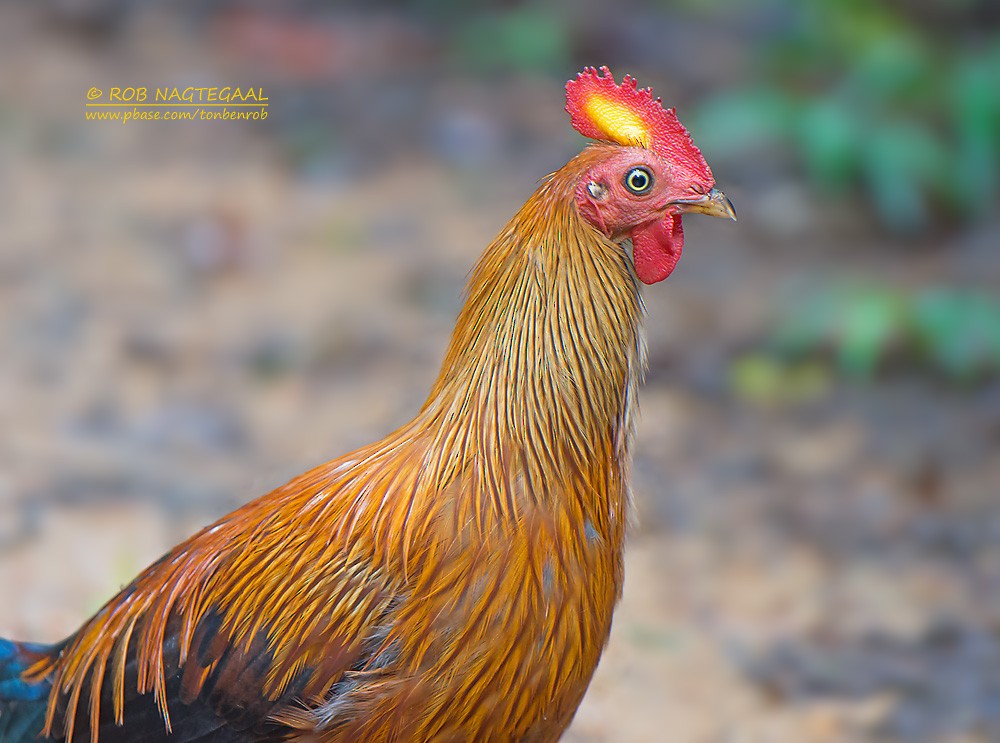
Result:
[574, 147, 714, 284]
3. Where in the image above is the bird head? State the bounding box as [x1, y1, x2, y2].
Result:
[565, 67, 735, 284]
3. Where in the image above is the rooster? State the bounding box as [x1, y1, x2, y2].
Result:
[0, 67, 734, 742]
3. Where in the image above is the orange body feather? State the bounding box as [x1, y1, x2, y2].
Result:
[27, 146, 645, 742]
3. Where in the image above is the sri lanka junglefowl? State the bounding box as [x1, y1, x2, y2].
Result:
[0, 67, 734, 742]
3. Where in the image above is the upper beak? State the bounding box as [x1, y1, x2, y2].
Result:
[670, 187, 737, 221]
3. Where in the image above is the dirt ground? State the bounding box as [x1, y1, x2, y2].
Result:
[1, 8, 999, 742]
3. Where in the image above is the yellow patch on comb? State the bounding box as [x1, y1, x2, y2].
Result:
[582, 93, 651, 148]
[566, 67, 715, 181]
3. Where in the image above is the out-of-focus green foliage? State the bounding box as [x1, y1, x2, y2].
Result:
[389, 0, 572, 75]
[729, 354, 832, 406]
[774, 282, 907, 378]
[450, 5, 571, 74]
[736, 282, 1000, 392]
[692, 0, 1000, 233]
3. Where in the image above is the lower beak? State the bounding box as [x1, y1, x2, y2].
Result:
[670, 188, 737, 221]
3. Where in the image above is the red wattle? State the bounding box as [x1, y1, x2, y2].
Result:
[630, 214, 684, 284]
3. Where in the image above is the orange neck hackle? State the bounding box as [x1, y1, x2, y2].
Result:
[425, 145, 646, 476]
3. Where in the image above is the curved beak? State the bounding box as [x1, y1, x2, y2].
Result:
[670, 187, 737, 221]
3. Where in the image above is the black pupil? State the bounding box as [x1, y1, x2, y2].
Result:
[628, 169, 650, 192]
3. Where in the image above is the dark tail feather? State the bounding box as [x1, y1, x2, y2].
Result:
[0, 638, 53, 741]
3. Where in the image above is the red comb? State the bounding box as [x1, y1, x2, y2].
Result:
[565, 66, 712, 182]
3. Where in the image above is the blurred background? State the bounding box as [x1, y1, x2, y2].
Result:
[0, 0, 998, 740]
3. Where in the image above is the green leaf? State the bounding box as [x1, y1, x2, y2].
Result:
[834, 287, 903, 378]
[729, 354, 833, 405]
[909, 290, 1000, 380]
[862, 121, 949, 232]
[451, 6, 570, 74]
[846, 30, 932, 103]
[771, 285, 838, 356]
[795, 98, 862, 189]
[950, 56, 1000, 212]
[729, 353, 788, 405]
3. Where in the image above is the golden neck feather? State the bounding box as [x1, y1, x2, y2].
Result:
[421, 148, 646, 471]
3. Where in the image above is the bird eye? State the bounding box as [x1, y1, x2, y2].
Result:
[624, 167, 654, 195]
